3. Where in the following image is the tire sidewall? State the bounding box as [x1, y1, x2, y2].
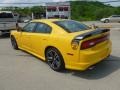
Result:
[45, 48, 65, 71]
[11, 36, 18, 50]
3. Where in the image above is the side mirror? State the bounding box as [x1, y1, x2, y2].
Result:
[16, 23, 23, 31]
[90, 24, 99, 29]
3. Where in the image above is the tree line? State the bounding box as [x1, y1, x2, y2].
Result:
[1, 1, 120, 21]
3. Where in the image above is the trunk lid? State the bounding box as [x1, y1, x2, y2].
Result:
[72, 28, 110, 50]
[80, 28, 110, 50]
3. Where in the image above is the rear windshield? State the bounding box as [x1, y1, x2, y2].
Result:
[54, 20, 90, 33]
[0, 13, 14, 18]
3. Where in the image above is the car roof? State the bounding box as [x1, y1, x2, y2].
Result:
[31, 19, 68, 23]
[0, 11, 13, 13]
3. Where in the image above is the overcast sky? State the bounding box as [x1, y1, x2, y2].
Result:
[0, 0, 119, 7]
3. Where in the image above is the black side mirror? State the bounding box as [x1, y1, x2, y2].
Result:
[16, 23, 23, 31]
[90, 24, 99, 29]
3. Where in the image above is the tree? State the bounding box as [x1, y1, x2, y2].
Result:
[70, 1, 120, 21]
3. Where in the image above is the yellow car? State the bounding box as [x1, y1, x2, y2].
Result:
[10, 19, 112, 71]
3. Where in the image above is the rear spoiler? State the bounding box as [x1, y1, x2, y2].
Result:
[75, 28, 110, 40]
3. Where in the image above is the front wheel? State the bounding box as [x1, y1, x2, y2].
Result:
[45, 48, 65, 71]
[11, 36, 19, 50]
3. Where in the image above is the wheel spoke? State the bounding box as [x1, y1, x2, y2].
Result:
[55, 60, 60, 67]
[48, 51, 54, 57]
[51, 60, 57, 68]
[47, 57, 53, 62]
[47, 51, 54, 62]
[54, 53, 58, 60]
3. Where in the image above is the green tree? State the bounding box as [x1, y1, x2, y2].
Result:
[70, 1, 120, 21]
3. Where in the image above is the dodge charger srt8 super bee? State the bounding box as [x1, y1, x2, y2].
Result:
[10, 19, 112, 71]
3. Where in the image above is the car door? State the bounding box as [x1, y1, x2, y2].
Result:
[20, 22, 37, 51]
[30, 22, 52, 59]
[110, 15, 119, 22]
[118, 15, 120, 22]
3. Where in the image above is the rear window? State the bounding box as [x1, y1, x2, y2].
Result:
[54, 20, 90, 33]
[0, 13, 14, 18]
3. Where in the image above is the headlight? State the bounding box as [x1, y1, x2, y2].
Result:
[101, 19, 105, 21]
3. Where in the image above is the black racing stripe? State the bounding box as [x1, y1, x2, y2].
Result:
[76, 28, 110, 40]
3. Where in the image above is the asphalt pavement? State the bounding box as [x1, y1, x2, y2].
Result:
[0, 22, 120, 90]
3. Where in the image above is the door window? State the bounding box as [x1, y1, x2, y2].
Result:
[35, 23, 51, 33]
[111, 15, 120, 18]
[23, 23, 36, 32]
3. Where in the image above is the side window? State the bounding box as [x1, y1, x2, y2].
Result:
[35, 23, 51, 33]
[23, 23, 36, 32]
[112, 15, 120, 18]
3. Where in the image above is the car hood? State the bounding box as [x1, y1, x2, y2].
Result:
[101, 18, 110, 20]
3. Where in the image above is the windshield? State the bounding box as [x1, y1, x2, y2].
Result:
[0, 13, 14, 18]
[54, 20, 90, 33]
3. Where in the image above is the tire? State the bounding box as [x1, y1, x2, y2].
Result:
[104, 19, 109, 23]
[0, 31, 2, 36]
[11, 36, 19, 50]
[45, 47, 65, 71]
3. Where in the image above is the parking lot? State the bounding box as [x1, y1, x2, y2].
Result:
[0, 22, 120, 90]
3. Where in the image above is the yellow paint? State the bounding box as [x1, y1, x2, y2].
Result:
[11, 19, 112, 71]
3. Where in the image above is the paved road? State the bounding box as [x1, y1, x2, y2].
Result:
[0, 25, 120, 90]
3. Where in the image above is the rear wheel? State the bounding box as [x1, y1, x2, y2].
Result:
[45, 48, 65, 71]
[11, 36, 19, 50]
[104, 19, 109, 23]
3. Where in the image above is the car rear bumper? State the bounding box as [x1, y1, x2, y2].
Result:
[65, 41, 112, 71]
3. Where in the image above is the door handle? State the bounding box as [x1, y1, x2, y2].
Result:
[42, 39, 47, 40]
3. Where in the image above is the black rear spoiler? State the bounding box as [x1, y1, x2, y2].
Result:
[75, 28, 110, 40]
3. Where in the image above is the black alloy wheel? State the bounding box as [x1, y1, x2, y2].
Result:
[11, 36, 18, 50]
[45, 48, 65, 71]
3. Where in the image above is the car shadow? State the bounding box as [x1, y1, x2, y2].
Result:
[63, 55, 120, 79]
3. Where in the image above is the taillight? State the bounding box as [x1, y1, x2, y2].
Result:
[71, 40, 79, 50]
[81, 34, 109, 50]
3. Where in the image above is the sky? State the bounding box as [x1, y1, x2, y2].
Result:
[0, 0, 119, 7]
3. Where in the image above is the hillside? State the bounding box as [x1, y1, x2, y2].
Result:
[70, 1, 120, 21]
